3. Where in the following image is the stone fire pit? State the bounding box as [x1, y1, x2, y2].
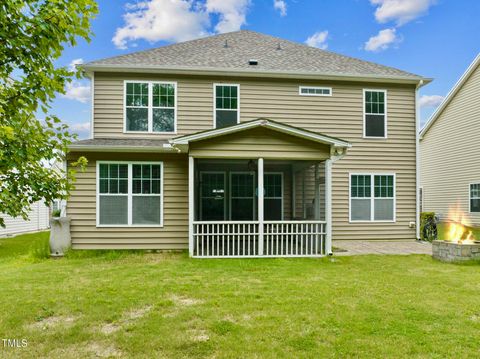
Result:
[432, 240, 480, 262]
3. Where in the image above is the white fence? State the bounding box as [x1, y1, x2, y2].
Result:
[193, 220, 326, 258]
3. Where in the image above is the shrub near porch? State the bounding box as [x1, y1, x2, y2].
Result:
[1, 232, 480, 358]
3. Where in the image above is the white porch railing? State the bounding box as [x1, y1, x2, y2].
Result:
[193, 220, 326, 258]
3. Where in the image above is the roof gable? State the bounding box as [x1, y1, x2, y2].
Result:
[420, 53, 480, 138]
[84, 30, 426, 83]
[170, 118, 351, 150]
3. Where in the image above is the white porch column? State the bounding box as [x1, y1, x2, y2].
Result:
[258, 158, 264, 255]
[188, 156, 194, 257]
[324, 159, 333, 255]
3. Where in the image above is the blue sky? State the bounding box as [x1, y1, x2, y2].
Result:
[53, 0, 480, 138]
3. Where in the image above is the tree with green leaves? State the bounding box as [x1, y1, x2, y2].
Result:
[0, 0, 98, 227]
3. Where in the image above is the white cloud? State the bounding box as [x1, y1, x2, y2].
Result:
[206, 0, 250, 34]
[273, 0, 287, 16]
[113, 0, 251, 50]
[63, 82, 91, 103]
[370, 0, 436, 26]
[71, 122, 91, 132]
[419, 95, 444, 108]
[305, 31, 329, 49]
[364, 28, 399, 51]
[113, 0, 210, 49]
[71, 122, 91, 138]
[69, 58, 84, 72]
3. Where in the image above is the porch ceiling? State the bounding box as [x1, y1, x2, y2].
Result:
[170, 118, 351, 156]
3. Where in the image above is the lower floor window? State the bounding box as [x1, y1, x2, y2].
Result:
[98, 162, 163, 226]
[470, 183, 480, 213]
[350, 173, 395, 222]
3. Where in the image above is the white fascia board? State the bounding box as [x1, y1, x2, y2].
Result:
[81, 64, 431, 86]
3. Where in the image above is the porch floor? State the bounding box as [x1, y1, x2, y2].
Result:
[333, 240, 432, 256]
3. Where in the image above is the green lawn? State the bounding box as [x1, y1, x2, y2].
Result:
[1, 232, 480, 358]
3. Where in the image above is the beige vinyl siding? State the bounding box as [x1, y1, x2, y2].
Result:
[67, 152, 188, 249]
[92, 72, 417, 241]
[189, 127, 330, 160]
[421, 62, 480, 226]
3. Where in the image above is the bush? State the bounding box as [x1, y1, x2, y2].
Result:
[52, 209, 61, 217]
[420, 212, 436, 241]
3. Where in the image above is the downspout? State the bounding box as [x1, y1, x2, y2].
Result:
[415, 80, 424, 240]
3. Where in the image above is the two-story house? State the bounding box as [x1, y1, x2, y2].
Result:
[68, 30, 430, 257]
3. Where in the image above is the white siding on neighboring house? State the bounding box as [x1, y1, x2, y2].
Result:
[420, 54, 480, 225]
[0, 202, 50, 237]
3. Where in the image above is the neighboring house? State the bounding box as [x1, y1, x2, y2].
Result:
[420, 54, 480, 225]
[68, 30, 429, 257]
[0, 202, 50, 237]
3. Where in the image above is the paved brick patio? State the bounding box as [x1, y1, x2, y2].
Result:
[333, 240, 432, 256]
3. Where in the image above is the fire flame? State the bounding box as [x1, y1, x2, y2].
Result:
[445, 206, 475, 244]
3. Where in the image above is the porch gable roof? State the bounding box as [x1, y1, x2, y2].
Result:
[170, 118, 351, 151]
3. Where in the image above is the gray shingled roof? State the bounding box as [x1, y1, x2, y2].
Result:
[84, 30, 423, 80]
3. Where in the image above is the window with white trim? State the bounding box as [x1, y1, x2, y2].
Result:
[125, 81, 176, 133]
[264, 173, 283, 220]
[214, 84, 239, 128]
[364, 90, 386, 138]
[299, 86, 332, 96]
[350, 174, 395, 222]
[98, 162, 163, 226]
[470, 183, 480, 213]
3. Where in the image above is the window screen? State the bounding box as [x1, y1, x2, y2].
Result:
[230, 172, 255, 220]
[364, 90, 386, 137]
[264, 173, 283, 220]
[215, 85, 238, 128]
[152, 83, 175, 132]
[99, 163, 129, 225]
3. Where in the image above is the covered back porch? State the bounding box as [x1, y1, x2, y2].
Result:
[171, 119, 350, 258]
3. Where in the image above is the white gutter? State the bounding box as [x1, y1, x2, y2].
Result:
[81, 64, 432, 86]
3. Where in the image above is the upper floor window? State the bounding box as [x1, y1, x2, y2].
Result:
[125, 81, 176, 133]
[214, 84, 239, 128]
[364, 89, 387, 138]
[470, 183, 480, 213]
[299, 86, 332, 96]
[350, 173, 395, 222]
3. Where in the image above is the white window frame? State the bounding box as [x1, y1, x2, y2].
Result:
[469, 183, 480, 213]
[229, 171, 256, 220]
[299, 86, 332, 97]
[96, 161, 164, 228]
[264, 172, 284, 220]
[213, 83, 240, 129]
[199, 171, 227, 221]
[349, 172, 396, 223]
[123, 80, 177, 134]
[363, 89, 388, 139]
